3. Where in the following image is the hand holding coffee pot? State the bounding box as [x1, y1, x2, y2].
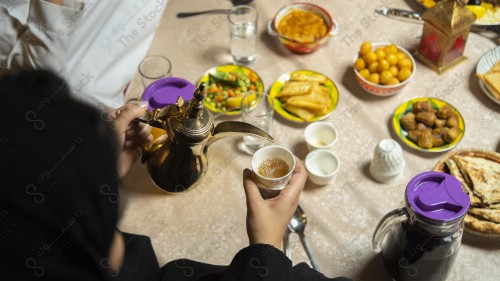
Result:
[136, 83, 274, 193]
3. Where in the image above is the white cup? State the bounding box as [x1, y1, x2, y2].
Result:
[304, 121, 338, 151]
[228, 5, 258, 64]
[305, 149, 339, 185]
[251, 145, 296, 198]
[369, 139, 405, 183]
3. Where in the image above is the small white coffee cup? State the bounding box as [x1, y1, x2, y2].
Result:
[305, 149, 339, 185]
[304, 121, 338, 151]
[251, 145, 296, 198]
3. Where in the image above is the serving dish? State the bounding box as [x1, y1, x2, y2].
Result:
[267, 2, 339, 53]
[392, 97, 464, 153]
[269, 70, 339, 123]
[476, 45, 500, 105]
[433, 148, 500, 238]
[353, 42, 416, 96]
[198, 65, 264, 115]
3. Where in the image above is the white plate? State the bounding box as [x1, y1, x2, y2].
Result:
[476, 46, 500, 106]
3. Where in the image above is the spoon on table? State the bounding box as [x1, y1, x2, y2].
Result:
[288, 205, 321, 272]
[283, 228, 292, 260]
[176, 0, 254, 18]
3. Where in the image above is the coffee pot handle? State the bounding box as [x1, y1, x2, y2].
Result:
[372, 208, 408, 253]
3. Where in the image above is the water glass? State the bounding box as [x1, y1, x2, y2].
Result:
[138, 55, 172, 89]
[241, 91, 274, 154]
[228, 5, 258, 64]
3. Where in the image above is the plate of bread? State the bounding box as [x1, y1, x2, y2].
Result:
[434, 149, 500, 237]
[476, 46, 500, 106]
[269, 70, 339, 123]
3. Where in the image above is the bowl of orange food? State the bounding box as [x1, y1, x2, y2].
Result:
[353, 41, 416, 96]
[267, 2, 339, 54]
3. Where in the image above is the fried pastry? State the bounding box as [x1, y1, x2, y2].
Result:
[446, 114, 460, 128]
[444, 127, 460, 143]
[412, 100, 433, 113]
[418, 129, 433, 148]
[416, 112, 436, 127]
[437, 105, 453, 119]
[400, 112, 417, 131]
[290, 72, 327, 84]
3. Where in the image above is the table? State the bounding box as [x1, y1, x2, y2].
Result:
[120, 1, 500, 280]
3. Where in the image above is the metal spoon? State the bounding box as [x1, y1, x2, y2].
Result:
[288, 205, 321, 272]
[283, 228, 292, 260]
[176, 0, 253, 18]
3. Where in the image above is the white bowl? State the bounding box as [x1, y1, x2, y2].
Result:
[305, 149, 339, 185]
[304, 121, 338, 151]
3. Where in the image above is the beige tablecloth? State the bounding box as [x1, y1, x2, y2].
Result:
[120, 1, 500, 280]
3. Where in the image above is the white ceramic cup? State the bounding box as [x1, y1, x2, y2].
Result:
[369, 139, 405, 183]
[251, 145, 296, 198]
[304, 121, 338, 151]
[305, 149, 339, 185]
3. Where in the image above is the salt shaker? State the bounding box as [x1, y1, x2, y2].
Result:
[369, 139, 405, 183]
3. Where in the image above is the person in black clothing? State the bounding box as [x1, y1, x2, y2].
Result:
[0, 70, 351, 281]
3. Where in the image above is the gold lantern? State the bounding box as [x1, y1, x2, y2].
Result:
[417, 0, 476, 74]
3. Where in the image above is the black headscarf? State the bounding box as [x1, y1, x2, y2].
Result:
[0, 70, 119, 280]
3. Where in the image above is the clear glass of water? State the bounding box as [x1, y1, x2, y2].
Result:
[241, 91, 274, 154]
[228, 5, 258, 64]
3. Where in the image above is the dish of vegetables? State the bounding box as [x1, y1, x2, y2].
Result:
[198, 65, 264, 115]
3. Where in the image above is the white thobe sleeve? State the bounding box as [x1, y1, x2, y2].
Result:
[0, 0, 85, 74]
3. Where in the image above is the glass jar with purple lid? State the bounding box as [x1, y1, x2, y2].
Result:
[372, 171, 470, 281]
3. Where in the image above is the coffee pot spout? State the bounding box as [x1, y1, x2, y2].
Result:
[205, 121, 274, 148]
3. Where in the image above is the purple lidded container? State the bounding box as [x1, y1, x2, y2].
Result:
[142, 77, 196, 111]
[406, 171, 470, 222]
[374, 171, 470, 281]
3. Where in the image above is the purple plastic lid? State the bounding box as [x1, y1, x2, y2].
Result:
[142, 77, 196, 111]
[406, 171, 470, 222]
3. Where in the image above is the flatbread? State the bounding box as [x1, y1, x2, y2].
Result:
[445, 158, 483, 206]
[468, 207, 500, 224]
[464, 214, 500, 234]
[453, 155, 500, 205]
[434, 149, 500, 236]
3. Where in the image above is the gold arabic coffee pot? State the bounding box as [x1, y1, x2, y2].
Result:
[135, 82, 273, 193]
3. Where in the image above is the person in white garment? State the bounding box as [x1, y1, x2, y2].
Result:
[0, 0, 168, 109]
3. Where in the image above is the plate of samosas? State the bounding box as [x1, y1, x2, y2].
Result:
[392, 97, 464, 153]
[434, 149, 500, 237]
[476, 46, 500, 106]
[269, 70, 339, 123]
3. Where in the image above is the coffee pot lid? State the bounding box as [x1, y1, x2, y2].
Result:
[406, 171, 470, 222]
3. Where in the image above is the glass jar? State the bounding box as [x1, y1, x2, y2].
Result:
[372, 171, 470, 281]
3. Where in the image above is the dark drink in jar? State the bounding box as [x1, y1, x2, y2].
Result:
[373, 171, 470, 281]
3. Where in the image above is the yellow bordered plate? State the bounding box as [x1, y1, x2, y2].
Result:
[198, 65, 264, 115]
[392, 97, 465, 153]
[269, 70, 339, 123]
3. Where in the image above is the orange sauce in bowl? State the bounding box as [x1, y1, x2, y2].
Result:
[277, 9, 328, 43]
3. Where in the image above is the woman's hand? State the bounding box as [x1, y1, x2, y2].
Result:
[109, 101, 152, 178]
[242, 157, 308, 250]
